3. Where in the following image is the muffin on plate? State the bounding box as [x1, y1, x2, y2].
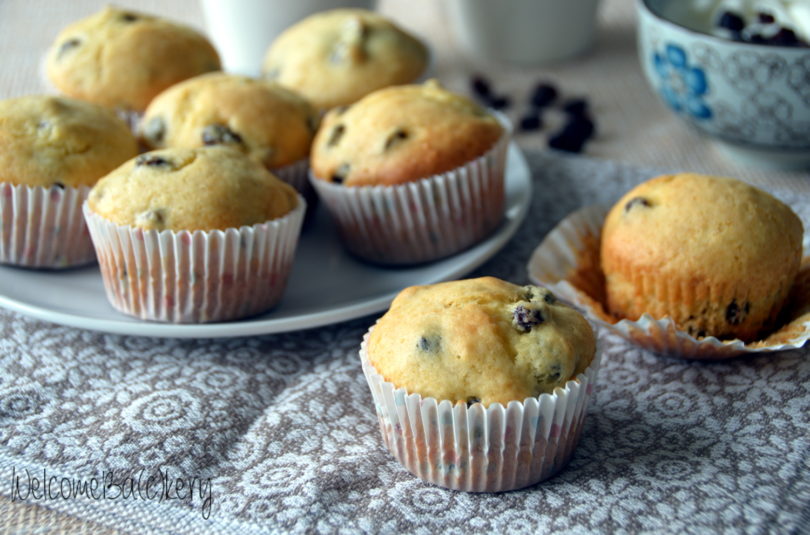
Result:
[139, 72, 318, 194]
[309, 80, 509, 264]
[601, 173, 803, 342]
[0, 95, 138, 268]
[361, 276, 600, 492]
[84, 146, 305, 323]
[263, 9, 428, 110]
[46, 6, 220, 116]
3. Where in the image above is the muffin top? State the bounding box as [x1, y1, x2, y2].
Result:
[263, 9, 428, 110]
[601, 173, 803, 285]
[310, 80, 504, 186]
[0, 95, 138, 188]
[367, 277, 596, 406]
[88, 146, 299, 231]
[46, 6, 221, 112]
[140, 73, 318, 169]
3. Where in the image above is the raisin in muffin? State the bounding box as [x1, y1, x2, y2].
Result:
[360, 277, 600, 492]
[46, 6, 220, 113]
[263, 9, 428, 110]
[367, 277, 595, 405]
[308, 80, 509, 264]
[84, 146, 305, 322]
[140, 72, 318, 193]
[601, 173, 803, 342]
[0, 95, 137, 268]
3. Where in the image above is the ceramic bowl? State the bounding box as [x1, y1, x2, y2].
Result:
[637, 0, 810, 169]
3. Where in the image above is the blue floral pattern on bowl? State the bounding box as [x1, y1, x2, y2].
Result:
[653, 44, 712, 120]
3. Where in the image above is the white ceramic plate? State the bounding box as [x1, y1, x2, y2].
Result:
[0, 144, 532, 338]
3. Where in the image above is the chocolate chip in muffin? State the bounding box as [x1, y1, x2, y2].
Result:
[465, 396, 481, 407]
[135, 154, 173, 168]
[383, 128, 409, 151]
[142, 116, 166, 145]
[135, 208, 166, 229]
[417, 334, 441, 353]
[120, 12, 139, 22]
[327, 124, 345, 147]
[202, 124, 243, 146]
[518, 112, 543, 132]
[717, 11, 745, 32]
[332, 163, 351, 184]
[530, 83, 558, 108]
[543, 292, 556, 305]
[58, 38, 81, 58]
[624, 196, 652, 212]
[513, 305, 544, 332]
[725, 299, 751, 326]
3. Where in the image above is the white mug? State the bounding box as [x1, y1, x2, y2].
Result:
[200, 0, 377, 77]
[444, 0, 601, 65]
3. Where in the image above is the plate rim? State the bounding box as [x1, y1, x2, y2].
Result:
[0, 143, 533, 339]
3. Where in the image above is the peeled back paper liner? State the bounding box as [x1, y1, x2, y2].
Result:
[82, 198, 305, 323]
[527, 205, 810, 359]
[308, 114, 510, 265]
[0, 183, 96, 269]
[359, 326, 601, 492]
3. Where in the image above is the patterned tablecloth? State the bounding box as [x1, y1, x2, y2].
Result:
[1, 151, 808, 534]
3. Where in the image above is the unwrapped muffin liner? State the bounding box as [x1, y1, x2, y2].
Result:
[360, 326, 601, 492]
[309, 115, 511, 265]
[0, 183, 96, 268]
[528, 205, 810, 359]
[272, 158, 310, 195]
[82, 198, 305, 323]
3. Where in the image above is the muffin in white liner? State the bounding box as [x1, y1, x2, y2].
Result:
[309, 119, 510, 265]
[0, 184, 95, 269]
[360, 326, 601, 492]
[83, 198, 305, 323]
[528, 205, 810, 359]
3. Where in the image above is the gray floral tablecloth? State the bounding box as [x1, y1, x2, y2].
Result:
[1, 151, 808, 535]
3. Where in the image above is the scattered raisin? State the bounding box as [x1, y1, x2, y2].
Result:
[332, 163, 350, 184]
[120, 12, 139, 22]
[58, 38, 81, 58]
[471, 74, 492, 100]
[202, 124, 243, 146]
[519, 112, 542, 132]
[624, 196, 652, 212]
[771, 28, 799, 46]
[530, 83, 558, 108]
[717, 11, 745, 32]
[417, 335, 441, 353]
[725, 299, 750, 325]
[562, 98, 589, 116]
[383, 128, 408, 151]
[465, 396, 481, 407]
[757, 12, 775, 24]
[513, 305, 544, 332]
[135, 154, 172, 168]
[543, 292, 556, 305]
[52, 182, 65, 189]
[488, 95, 511, 110]
[327, 124, 345, 147]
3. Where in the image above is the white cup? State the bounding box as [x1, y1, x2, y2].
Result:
[444, 0, 601, 65]
[200, 0, 376, 77]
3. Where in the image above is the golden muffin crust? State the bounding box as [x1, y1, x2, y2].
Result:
[310, 80, 503, 186]
[0, 95, 138, 188]
[88, 146, 299, 231]
[263, 9, 428, 110]
[601, 173, 803, 342]
[46, 6, 221, 112]
[368, 277, 596, 406]
[140, 73, 318, 169]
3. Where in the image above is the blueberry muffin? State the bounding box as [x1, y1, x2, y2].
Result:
[84, 146, 305, 323]
[263, 9, 428, 110]
[367, 277, 596, 405]
[140, 73, 318, 192]
[601, 173, 803, 342]
[308, 80, 508, 264]
[361, 276, 600, 492]
[0, 95, 137, 268]
[46, 6, 221, 113]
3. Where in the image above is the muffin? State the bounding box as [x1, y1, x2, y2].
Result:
[84, 146, 305, 323]
[361, 277, 600, 492]
[140, 72, 318, 194]
[46, 6, 220, 115]
[263, 9, 428, 110]
[309, 80, 509, 264]
[0, 95, 138, 268]
[601, 173, 803, 342]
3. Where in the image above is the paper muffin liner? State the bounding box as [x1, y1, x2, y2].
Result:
[309, 115, 511, 265]
[82, 197, 306, 323]
[272, 158, 310, 195]
[0, 183, 96, 269]
[527, 205, 810, 359]
[360, 326, 601, 492]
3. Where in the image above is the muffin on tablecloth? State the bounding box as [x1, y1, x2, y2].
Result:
[263, 9, 428, 110]
[46, 6, 220, 120]
[84, 146, 305, 323]
[309, 80, 509, 265]
[360, 276, 599, 492]
[139, 72, 318, 194]
[601, 173, 803, 342]
[0, 95, 137, 268]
